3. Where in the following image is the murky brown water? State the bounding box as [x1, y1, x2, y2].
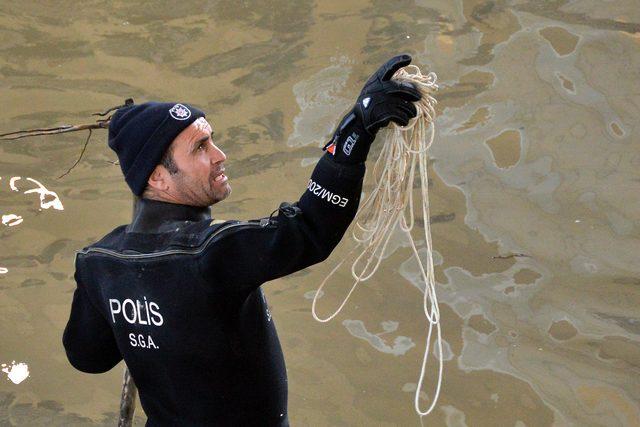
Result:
[1, 0, 639, 425]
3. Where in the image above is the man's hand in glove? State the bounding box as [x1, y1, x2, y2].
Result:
[324, 54, 422, 164]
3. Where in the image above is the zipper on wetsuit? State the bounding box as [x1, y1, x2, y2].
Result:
[78, 219, 274, 260]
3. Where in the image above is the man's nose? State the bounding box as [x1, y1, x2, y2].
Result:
[211, 144, 227, 163]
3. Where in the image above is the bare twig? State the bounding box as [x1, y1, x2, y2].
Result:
[0, 122, 108, 140]
[1, 99, 134, 177]
[118, 367, 137, 427]
[0, 125, 74, 137]
[0, 99, 133, 140]
[57, 129, 92, 179]
[93, 97, 134, 117]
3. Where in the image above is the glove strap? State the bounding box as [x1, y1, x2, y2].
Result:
[322, 109, 375, 164]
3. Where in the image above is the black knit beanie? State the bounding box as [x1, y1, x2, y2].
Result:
[108, 101, 206, 196]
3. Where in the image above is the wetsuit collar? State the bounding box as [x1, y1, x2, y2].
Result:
[126, 198, 212, 233]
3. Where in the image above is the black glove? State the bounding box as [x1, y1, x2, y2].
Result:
[323, 54, 422, 164]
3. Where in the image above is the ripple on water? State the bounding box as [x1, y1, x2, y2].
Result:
[548, 320, 578, 341]
[455, 106, 491, 133]
[484, 129, 521, 169]
[342, 319, 415, 356]
[609, 122, 625, 137]
[468, 314, 497, 335]
[440, 405, 468, 427]
[303, 289, 323, 300]
[593, 312, 640, 336]
[0, 391, 146, 425]
[539, 26, 580, 56]
[534, 31, 628, 140]
[287, 58, 353, 148]
[598, 336, 640, 369]
[555, 72, 575, 93]
[513, 268, 542, 285]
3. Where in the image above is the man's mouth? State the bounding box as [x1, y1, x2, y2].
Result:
[213, 170, 227, 183]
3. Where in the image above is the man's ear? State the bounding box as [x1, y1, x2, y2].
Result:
[147, 165, 169, 192]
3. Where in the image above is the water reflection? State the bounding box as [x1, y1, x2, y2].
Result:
[342, 319, 415, 356]
[1, 176, 64, 229]
[288, 57, 353, 148]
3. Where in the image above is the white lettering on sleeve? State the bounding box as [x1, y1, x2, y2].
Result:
[306, 179, 349, 207]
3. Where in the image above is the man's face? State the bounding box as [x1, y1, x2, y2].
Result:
[159, 117, 231, 207]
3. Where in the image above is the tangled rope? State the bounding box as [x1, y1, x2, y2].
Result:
[311, 65, 442, 417]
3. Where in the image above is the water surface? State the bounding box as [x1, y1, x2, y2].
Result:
[1, 0, 639, 425]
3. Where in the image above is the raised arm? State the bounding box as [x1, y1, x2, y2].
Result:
[197, 55, 421, 295]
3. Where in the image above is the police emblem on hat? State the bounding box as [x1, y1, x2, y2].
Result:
[169, 103, 191, 120]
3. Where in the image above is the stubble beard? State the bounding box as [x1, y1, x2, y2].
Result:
[206, 168, 231, 206]
[208, 181, 231, 206]
[172, 170, 231, 207]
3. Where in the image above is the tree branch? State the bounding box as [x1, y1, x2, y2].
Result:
[0, 122, 107, 140]
[1, 99, 133, 177]
[57, 129, 92, 179]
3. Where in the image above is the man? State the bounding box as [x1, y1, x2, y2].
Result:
[62, 54, 421, 426]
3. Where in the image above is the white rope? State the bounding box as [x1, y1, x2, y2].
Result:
[311, 65, 442, 417]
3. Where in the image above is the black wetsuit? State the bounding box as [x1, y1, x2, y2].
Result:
[62, 153, 365, 426]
